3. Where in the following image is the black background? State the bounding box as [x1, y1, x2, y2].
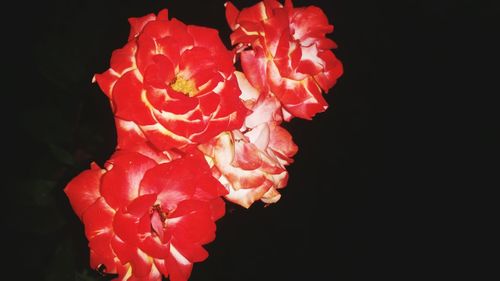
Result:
[3, 0, 498, 280]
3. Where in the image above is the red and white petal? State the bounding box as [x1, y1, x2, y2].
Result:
[245, 93, 283, 128]
[225, 1, 240, 30]
[153, 109, 206, 141]
[110, 41, 138, 75]
[100, 151, 157, 209]
[64, 163, 104, 219]
[115, 118, 176, 164]
[314, 50, 343, 92]
[289, 6, 333, 42]
[237, 1, 269, 23]
[138, 235, 170, 259]
[233, 138, 263, 170]
[171, 236, 209, 263]
[93, 69, 119, 99]
[208, 197, 226, 221]
[136, 35, 160, 75]
[88, 232, 119, 275]
[167, 200, 216, 244]
[125, 194, 158, 218]
[128, 13, 158, 41]
[262, 8, 290, 56]
[241, 48, 268, 92]
[150, 88, 198, 115]
[112, 71, 156, 125]
[83, 197, 115, 240]
[191, 170, 227, 202]
[166, 245, 193, 281]
[127, 263, 162, 281]
[244, 122, 270, 150]
[143, 55, 175, 89]
[139, 156, 199, 211]
[140, 123, 192, 151]
[129, 248, 154, 279]
[212, 133, 267, 190]
[268, 123, 298, 162]
[155, 36, 182, 69]
[90, 248, 119, 275]
[260, 187, 282, 204]
[234, 70, 260, 104]
[111, 235, 135, 263]
[296, 44, 324, 75]
[187, 25, 234, 74]
[224, 181, 273, 208]
[113, 209, 141, 245]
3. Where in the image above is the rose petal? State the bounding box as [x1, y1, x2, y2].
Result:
[128, 13, 158, 41]
[187, 25, 234, 75]
[245, 122, 270, 150]
[268, 123, 298, 161]
[140, 123, 192, 150]
[241, 48, 268, 92]
[115, 118, 175, 163]
[143, 55, 175, 89]
[129, 248, 153, 278]
[94, 70, 119, 99]
[64, 163, 104, 219]
[110, 41, 138, 75]
[100, 151, 157, 209]
[139, 157, 198, 211]
[171, 236, 208, 263]
[166, 245, 193, 281]
[111, 235, 135, 263]
[83, 197, 115, 240]
[224, 181, 272, 208]
[113, 71, 156, 125]
[314, 50, 343, 91]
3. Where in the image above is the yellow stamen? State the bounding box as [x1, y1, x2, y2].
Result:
[170, 76, 198, 97]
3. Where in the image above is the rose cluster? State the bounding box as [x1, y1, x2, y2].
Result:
[65, 1, 342, 280]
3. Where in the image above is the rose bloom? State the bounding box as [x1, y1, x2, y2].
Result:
[225, 0, 343, 120]
[64, 150, 227, 281]
[94, 9, 247, 152]
[199, 72, 298, 208]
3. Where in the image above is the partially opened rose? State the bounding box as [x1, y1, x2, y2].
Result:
[200, 72, 297, 208]
[200, 121, 297, 208]
[225, 0, 343, 120]
[64, 150, 227, 281]
[94, 9, 247, 152]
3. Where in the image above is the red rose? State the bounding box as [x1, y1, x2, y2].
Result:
[64, 150, 227, 281]
[94, 9, 247, 152]
[225, 0, 343, 120]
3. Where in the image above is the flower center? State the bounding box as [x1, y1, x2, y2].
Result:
[151, 204, 168, 241]
[170, 76, 198, 97]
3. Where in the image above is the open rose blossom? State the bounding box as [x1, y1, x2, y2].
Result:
[199, 72, 298, 208]
[225, 0, 343, 120]
[64, 150, 227, 281]
[94, 9, 247, 152]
